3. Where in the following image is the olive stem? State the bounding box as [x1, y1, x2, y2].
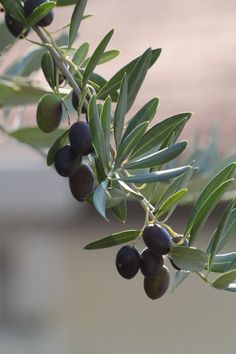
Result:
[121, 169, 155, 220]
[33, 26, 88, 109]
[196, 272, 211, 285]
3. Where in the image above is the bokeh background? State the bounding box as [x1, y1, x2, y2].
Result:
[0, 1, 236, 353]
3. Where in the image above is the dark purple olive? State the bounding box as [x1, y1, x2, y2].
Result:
[54, 145, 82, 177]
[116, 245, 141, 279]
[142, 224, 172, 255]
[69, 121, 93, 156]
[5, 12, 29, 38]
[144, 265, 170, 300]
[69, 163, 95, 202]
[140, 248, 164, 277]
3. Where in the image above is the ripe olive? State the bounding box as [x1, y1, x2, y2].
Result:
[69, 163, 95, 202]
[24, 0, 54, 27]
[116, 245, 141, 279]
[142, 224, 172, 255]
[5, 12, 29, 38]
[69, 121, 93, 156]
[36, 94, 62, 133]
[140, 248, 164, 277]
[144, 265, 170, 300]
[54, 145, 82, 177]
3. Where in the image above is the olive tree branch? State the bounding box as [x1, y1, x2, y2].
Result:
[33, 25, 89, 110]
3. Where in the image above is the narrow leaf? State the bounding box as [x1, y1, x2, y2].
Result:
[83, 29, 114, 86]
[10, 127, 65, 149]
[206, 253, 236, 273]
[126, 48, 152, 111]
[84, 230, 140, 250]
[170, 247, 208, 272]
[118, 180, 143, 201]
[105, 188, 127, 208]
[112, 199, 127, 223]
[171, 271, 190, 292]
[207, 200, 236, 270]
[93, 180, 108, 221]
[88, 96, 108, 169]
[41, 52, 55, 89]
[0, 0, 25, 21]
[100, 96, 112, 155]
[5, 46, 46, 77]
[120, 165, 192, 184]
[47, 130, 68, 166]
[188, 179, 234, 245]
[115, 122, 148, 168]
[26, 1, 56, 28]
[131, 113, 191, 159]
[156, 189, 188, 218]
[123, 98, 159, 141]
[82, 49, 120, 67]
[94, 158, 106, 183]
[97, 48, 161, 99]
[212, 269, 236, 289]
[114, 74, 128, 147]
[0, 77, 52, 107]
[214, 208, 236, 253]
[69, 42, 89, 75]
[184, 163, 236, 238]
[69, 0, 87, 47]
[124, 141, 187, 170]
[156, 165, 194, 208]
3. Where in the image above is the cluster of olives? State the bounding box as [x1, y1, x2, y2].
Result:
[116, 224, 188, 300]
[36, 87, 95, 202]
[4, 0, 54, 38]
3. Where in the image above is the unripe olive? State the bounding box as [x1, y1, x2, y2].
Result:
[54, 145, 82, 177]
[5, 12, 29, 38]
[116, 245, 141, 279]
[140, 248, 164, 277]
[69, 121, 93, 156]
[144, 265, 170, 300]
[142, 224, 172, 255]
[36, 94, 62, 133]
[24, 0, 54, 27]
[69, 163, 95, 202]
[71, 90, 87, 114]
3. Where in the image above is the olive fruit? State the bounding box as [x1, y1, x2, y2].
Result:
[71, 90, 87, 114]
[5, 12, 29, 38]
[54, 145, 82, 177]
[142, 224, 172, 255]
[172, 235, 189, 247]
[140, 248, 164, 277]
[36, 94, 62, 133]
[144, 265, 170, 300]
[24, 0, 54, 27]
[116, 245, 141, 279]
[69, 121, 93, 156]
[69, 163, 95, 202]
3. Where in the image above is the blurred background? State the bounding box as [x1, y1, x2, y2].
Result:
[0, 1, 236, 353]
